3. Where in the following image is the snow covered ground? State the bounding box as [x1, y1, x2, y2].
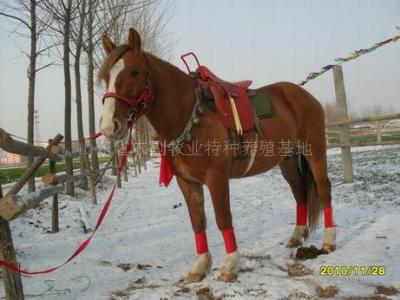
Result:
[1, 145, 400, 299]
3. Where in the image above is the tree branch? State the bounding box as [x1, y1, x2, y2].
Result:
[0, 11, 30, 29]
[35, 62, 53, 73]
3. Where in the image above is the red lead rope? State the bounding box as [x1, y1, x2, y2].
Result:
[0, 130, 133, 276]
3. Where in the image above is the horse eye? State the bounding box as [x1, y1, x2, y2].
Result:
[131, 70, 139, 77]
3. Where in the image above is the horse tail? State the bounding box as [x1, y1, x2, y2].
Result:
[298, 154, 322, 231]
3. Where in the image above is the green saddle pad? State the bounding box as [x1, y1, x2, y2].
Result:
[250, 90, 276, 119]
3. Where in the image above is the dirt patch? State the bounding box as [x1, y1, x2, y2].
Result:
[239, 267, 254, 273]
[137, 263, 152, 270]
[342, 296, 389, 300]
[246, 287, 268, 297]
[176, 286, 190, 294]
[316, 285, 339, 298]
[241, 253, 272, 261]
[375, 285, 399, 296]
[99, 260, 112, 266]
[133, 277, 146, 284]
[286, 290, 315, 299]
[116, 263, 134, 271]
[99, 261, 153, 272]
[175, 286, 221, 300]
[295, 245, 327, 260]
[110, 276, 160, 299]
[287, 262, 313, 277]
[196, 287, 222, 300]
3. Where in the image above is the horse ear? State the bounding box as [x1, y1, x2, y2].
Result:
[102, 35, 116, 54]
[128, 28, 142, 51]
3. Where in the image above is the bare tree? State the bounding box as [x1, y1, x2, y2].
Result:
[85, 0, 99, 175]
[91, 0, 172, 160]
[82, 0, 166, 175]
[39, 0, 79, 196]
[0, 0, 53, 192]
[62, 0, 75, 196]
[72, 0, 88, 189]
[324, 101, 340, 123]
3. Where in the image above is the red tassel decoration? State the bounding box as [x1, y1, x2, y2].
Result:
[159, 147, 173, 187]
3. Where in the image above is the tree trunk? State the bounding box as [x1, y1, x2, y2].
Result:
[75, 0, 88, 190]
[110, 141, 117, 176]
[64, 0, 75, 196]
[86, 1, 99, 175]
[27, 0, 37, 193]
[0, 185, 25, 300]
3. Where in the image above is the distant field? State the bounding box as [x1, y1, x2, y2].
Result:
[328, 131, 400, 145]
[0, 157, 111, 185]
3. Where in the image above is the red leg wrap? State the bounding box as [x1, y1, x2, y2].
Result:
[194, 231, 209, 254]
[324, 206, 335, 228]
[221, 228, 237, 253]
[296, 204, 307, 226]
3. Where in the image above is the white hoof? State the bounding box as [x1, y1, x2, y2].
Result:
[322, 227, 336, 252]
[187, 253, 212, 282]
[218, 251, 239, 282]
[287, 225, 308, 248]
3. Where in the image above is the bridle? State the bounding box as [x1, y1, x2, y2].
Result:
[102, 85, 153, 126]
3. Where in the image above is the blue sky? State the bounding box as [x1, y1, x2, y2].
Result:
[0, 0, 399, 139]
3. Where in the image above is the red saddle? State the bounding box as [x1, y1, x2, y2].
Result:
[195, 65, 254, 132]
[197, 66, 252, 90]
[180, 52, 255, 133]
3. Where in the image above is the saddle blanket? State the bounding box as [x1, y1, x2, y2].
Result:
[202, 88, 276, 130]
[250, 89, 276, 119]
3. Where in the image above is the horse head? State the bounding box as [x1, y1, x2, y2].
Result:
[99, 28, 152, 140]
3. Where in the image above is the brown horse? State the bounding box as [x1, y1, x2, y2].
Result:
[98, 28, 336, 282]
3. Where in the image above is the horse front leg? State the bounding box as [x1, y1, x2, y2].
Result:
[206, 175, 239, 282]
[176, 177, 212, 282]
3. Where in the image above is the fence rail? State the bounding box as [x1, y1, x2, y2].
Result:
[0, 128, 150, 300]
[327, 113, 400, 127]
[326, 113, 400, 148]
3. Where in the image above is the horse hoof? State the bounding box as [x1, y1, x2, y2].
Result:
[286, 238, 302, 248]
[287, 225, 308, 248]
[218, 272, 237, 282]
[322, 243, 336, 253]
[186, 272, 205, 282]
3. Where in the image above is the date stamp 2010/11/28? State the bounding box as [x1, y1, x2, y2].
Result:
[320, 265, 386, 276]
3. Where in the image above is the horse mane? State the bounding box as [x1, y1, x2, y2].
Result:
[98, 45, 190, 84]
[145, 52, 188, 77]
[98, 45, 131, 81]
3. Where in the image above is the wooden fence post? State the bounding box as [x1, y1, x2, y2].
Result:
[325, 119, 330, 147]
[78, 139, 88, 190]
[110, 141, 117, 176]
[123, 162, 128, 182]
[0, 185, 25, 300]
[5, 134, 63, 197]
[375, 121, 382, 143]
[116, 153, 122, 188]
[84, 154, 97, 205]
[333, 65, 353, 183]
[132, 152, 138, 176]
[49, 139, 59, 233]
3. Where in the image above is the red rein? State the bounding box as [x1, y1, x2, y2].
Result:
[102, 87, 153, 122]
[0, 132, 133, 276]
[0, 90, 153, 276]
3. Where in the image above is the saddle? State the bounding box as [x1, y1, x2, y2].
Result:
[181, 52, 275, 159]
[195, 65, 255, 134]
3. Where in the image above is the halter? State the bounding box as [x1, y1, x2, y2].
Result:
[102, 87, 153, 125]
